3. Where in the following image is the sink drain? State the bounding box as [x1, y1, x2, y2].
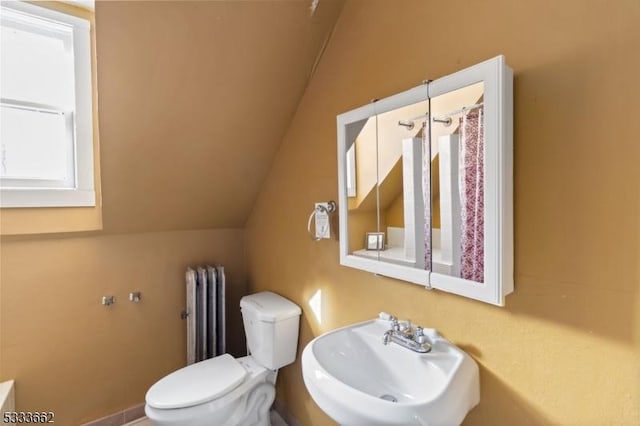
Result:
[379, 394, 398, 403]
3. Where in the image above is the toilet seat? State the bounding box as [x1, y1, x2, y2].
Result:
[146, 354, 248, 409]
[145, 356, 273, 426]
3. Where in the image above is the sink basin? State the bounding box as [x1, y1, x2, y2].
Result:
[301, 319, 479, 425]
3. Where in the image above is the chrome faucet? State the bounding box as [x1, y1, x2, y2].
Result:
[380, 313, 431, 353]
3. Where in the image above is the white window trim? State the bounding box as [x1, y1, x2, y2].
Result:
[0, 0, 95, 208]
[346, 144, 356, 197]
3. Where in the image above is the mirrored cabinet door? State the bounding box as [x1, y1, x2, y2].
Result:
[372, 99, 429, 269]
[338, 85, 431, 283]
[429, 81, 485, 281]
[426, 56, 513, 305]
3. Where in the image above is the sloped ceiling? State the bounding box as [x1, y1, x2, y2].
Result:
[96, 0, 344, 233]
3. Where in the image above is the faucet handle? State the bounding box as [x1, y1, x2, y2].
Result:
[414, 326, 427, 344]
[378, 312, 400, 331]
[391, 317, 400, 331]
[400, 319, 412, 333]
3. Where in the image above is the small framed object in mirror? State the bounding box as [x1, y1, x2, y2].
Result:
[365, 232, 385, 251]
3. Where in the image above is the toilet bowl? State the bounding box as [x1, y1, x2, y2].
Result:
[145, 355, 274, 426]
[145, 292, 301, 426]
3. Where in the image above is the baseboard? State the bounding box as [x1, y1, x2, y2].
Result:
[273, 399, 301, 426]
[81, 403, 145, 426]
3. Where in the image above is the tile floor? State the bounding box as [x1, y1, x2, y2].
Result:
[123, 409, 288, 426]
[270, 410, 288, 426]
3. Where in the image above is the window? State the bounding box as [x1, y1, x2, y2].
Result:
[0, 1, 95, 208]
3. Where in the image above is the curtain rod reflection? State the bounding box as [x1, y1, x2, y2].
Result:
[436, 102, 484, 120]
[398, 102, 484, 129]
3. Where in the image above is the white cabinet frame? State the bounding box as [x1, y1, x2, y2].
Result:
[337, 56, 513, 306]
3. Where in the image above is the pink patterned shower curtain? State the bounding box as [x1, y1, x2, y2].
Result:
[422, 122, 431, 272]
[460, 109, 484, 282]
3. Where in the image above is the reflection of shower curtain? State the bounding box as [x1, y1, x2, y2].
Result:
[422, 122, 431, 272]
[460, 109, 484, 282]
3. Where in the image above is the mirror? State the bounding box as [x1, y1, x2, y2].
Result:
[337, 56, 513, 306]
[429, 82, 485, 282]
[346, 99, 428, 267]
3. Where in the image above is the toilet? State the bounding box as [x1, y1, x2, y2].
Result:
[145, 291, 301, 426]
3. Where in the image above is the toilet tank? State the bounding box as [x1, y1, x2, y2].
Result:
[240, 292, 301, 370]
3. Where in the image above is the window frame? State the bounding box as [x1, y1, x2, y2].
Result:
[0, 0, 95, 208]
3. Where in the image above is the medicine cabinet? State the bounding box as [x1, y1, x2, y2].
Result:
[337, 56, 513, 306]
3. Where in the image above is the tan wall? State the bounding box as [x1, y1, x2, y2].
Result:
[246, 1, 640, 425]
[346, 210, 377, 253]
[0, 229, 246, 425]
[384, 193, 403, 229]
[94, 0, 343, 234]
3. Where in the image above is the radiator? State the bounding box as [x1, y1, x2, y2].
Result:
[185, 266, 226, 365]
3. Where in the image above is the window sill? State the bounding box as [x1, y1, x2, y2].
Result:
[0, 189, 96, 208]
[0, 204, 102, 236]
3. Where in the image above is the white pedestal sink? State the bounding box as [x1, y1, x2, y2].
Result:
[301, 319, 479, 425]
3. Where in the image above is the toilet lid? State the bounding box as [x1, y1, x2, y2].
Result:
[146, 354, 248, 409]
